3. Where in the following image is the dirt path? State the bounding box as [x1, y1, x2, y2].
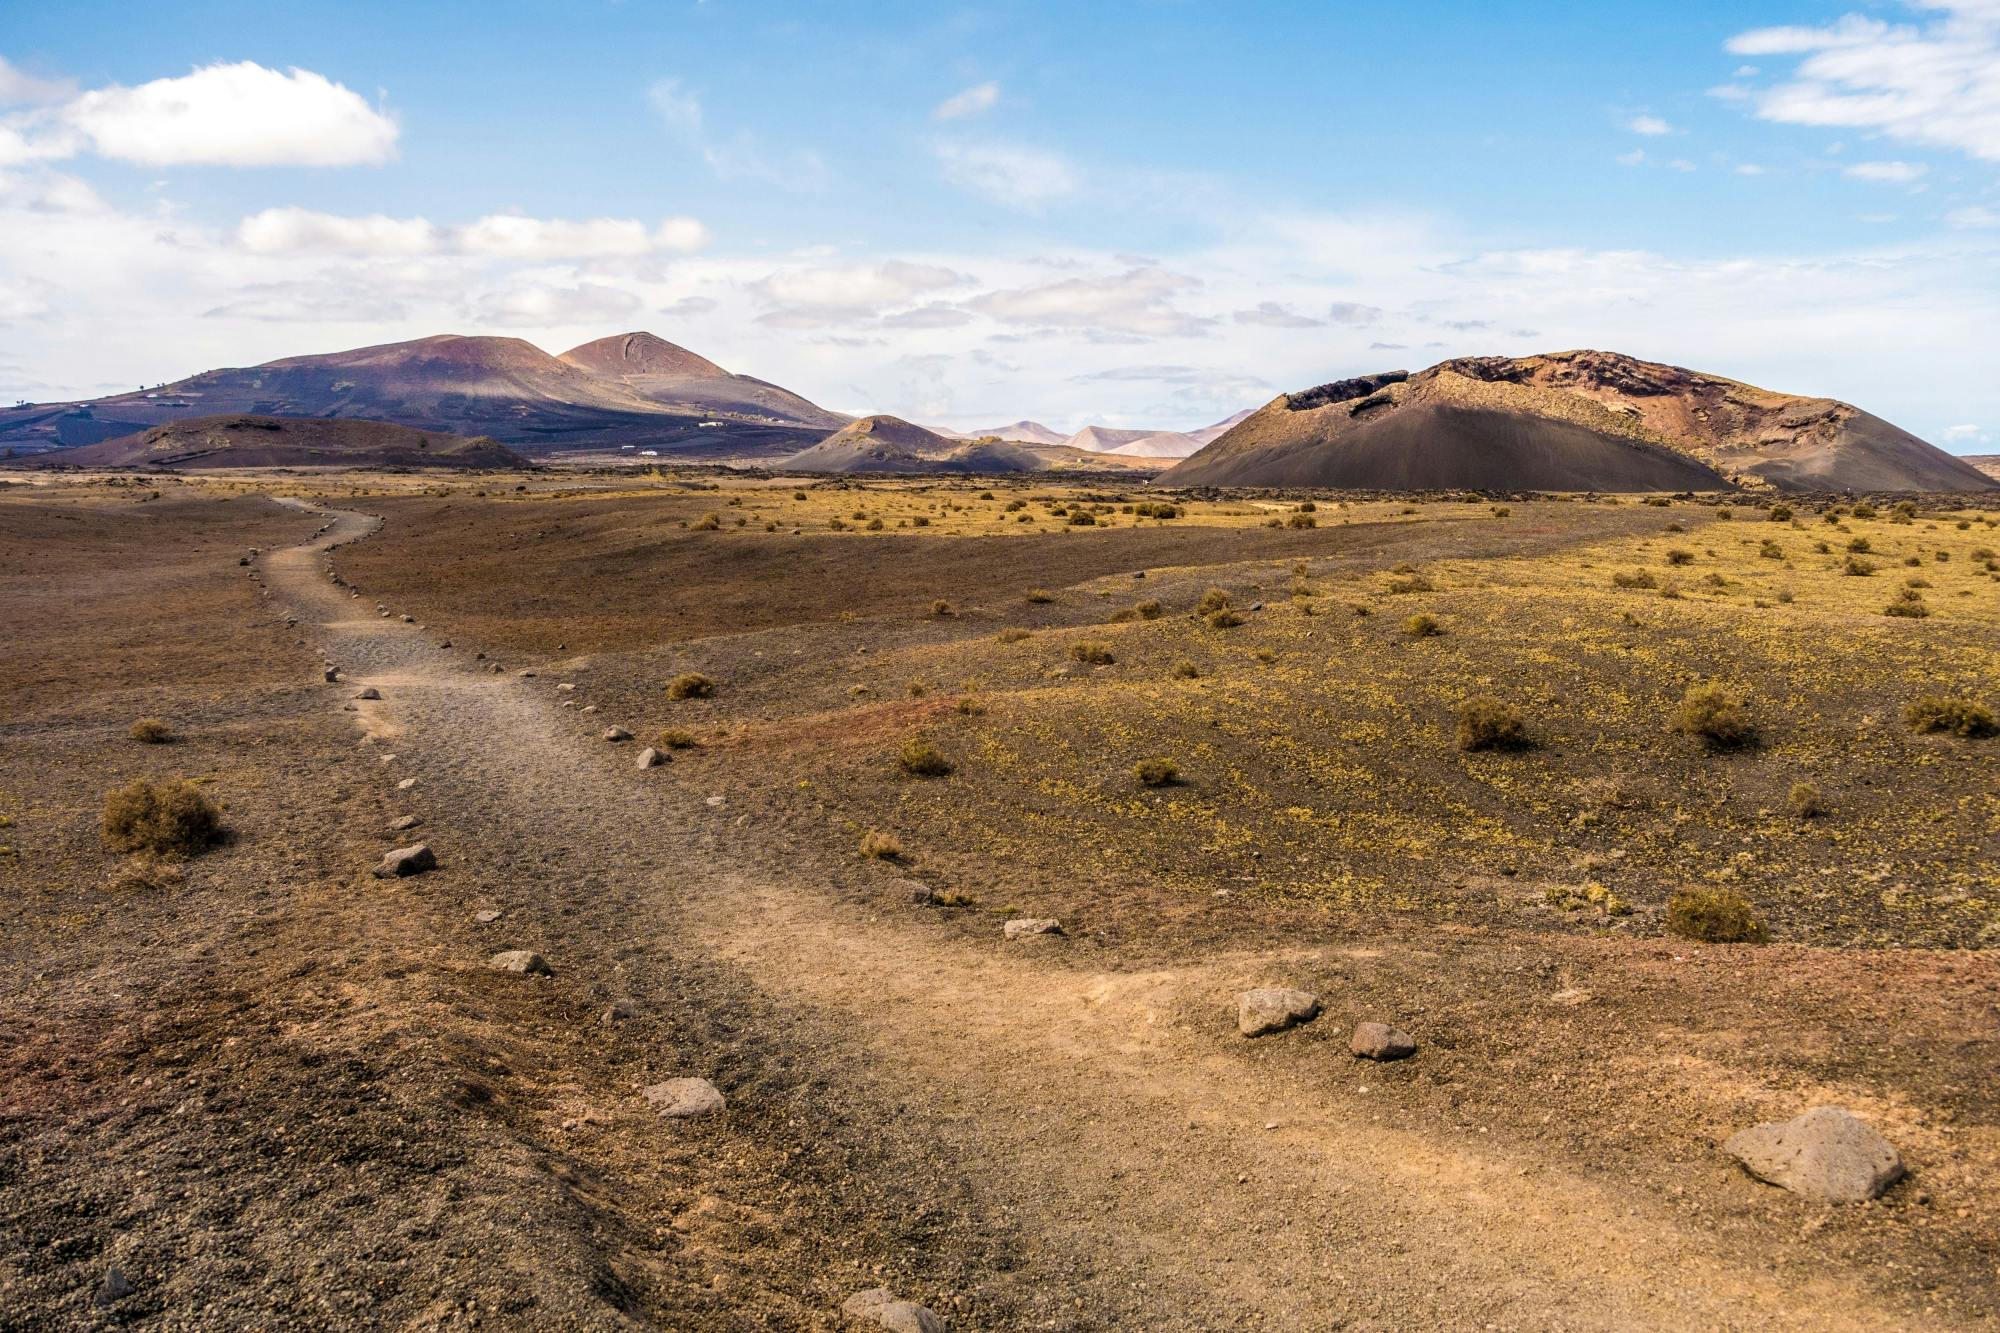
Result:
[267, 499, 1950, 1331]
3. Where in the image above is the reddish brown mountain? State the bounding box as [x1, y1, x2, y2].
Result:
[47, 415, 526, 470]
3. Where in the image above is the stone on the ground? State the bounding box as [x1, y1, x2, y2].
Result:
[602, 726, 631, 741]
[386, 814, 423, 832]
[896, 878, 937, 905]
[518, 669, 537, 677]
[841, 1288, 944, 1333]
[374, 843, 436, 878]
[1350, 1021, 1416, 1060]
[583, 704, 601, 714]
[322, 667, 341, 683]
[1238, 987, 1321, 1038]
[473, 909, 501, 924]
[396, 777, 418, 790]
[354, 686, 380, 700]
[1723, 1106, 1905, 1204]
[556, 682, 576, 692]
[488, 950, 552, 976]
[635, 746, 663, 768]
[643, 1077, 725, 1118]
[400, 614, 414, 623]
[1004, 917, 1062, 939]
[96, 1264, 134, 1308]
[603, 998, 636, 1023]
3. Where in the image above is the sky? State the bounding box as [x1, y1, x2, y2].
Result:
[3, 1, 2000, 448]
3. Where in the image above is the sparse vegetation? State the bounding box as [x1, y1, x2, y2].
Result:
[1455, 697, 1528, 751]
[656, 728, 698, 749]
[101, 776, 223, 858]
[1666, 886, 1768, 943]
[129, 717, 172, 744]
[1402, 612, 1442, 637]
[1133, 757, 1181, 787]
[1669, 681, 1754, 748]
[1787, 781, 1826, 819]
[898, 738, 954, 777]
[666, 672, 715, 700]
[1905, 696, 1997, 738]
[1070, 641, 1116, 665]
[858, 828, 904, 860]
[1611, 570, 1657, 589]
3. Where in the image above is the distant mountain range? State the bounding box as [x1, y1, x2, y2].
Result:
[941, 408, 1253, 459]
[0, 331, 845, 459]
[1163, 351, 1994, 493]
[53, 415, 525, 471]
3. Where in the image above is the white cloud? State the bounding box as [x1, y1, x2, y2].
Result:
[1233, 301, 1322, 328]
[1844, 159, 1928, 183]
[471, 280, 641, 326]
[0, 56, 74, 107]
[935, 141, 1078, 210]
[1617, 149, 1647, 166]
[750, 260, 965, 309]
[238, 206, 440, 255]
[1942, 422, 1987, 443]
[1946, 204, 2000, 226]
[647, 77, 827, 189]
[1736, 163, 1768, 176]
[934, 82, 1001, 121]
[60, 62, 397, 167]
[969, 267, 1210, 337]
[1629, 115, 1673, 135]
[1724, 4, 2000, 162]
[236, 207, 709, 258]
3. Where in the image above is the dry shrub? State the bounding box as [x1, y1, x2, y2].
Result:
[898, 738, 953, 777]
[1664, 549, 1695, 566]
[108, 854, 185, 893]
[101, 777, 222, 858]
[1133, 758, 1180, 787]
[1197, 587, 1232, 615]
[1455, 697, 1527, 751]
[1387, 574, 1434, 594]
[693, 512, 722, 531]
[1611, 570, 1657, 589]
[1070, 641, 1115, 665]
[954, 695, 986, 716]
[656, 728, 698, 749]
[1787, 780, 1826, 818]
[1666, 886, 1768, 943]
[129, 717, 172, 744]
[666, 672, 714, 700]
[1204, 608, 1244, 630]
[929, 598, 953, 617]
[996, 627, 1033, 644]
[1024, 588, 1055, 604]
[1172, 660, 1201, 679]
[1669, 681, 1754, 748]
[1286, 513, 1317, 529]
[1402, 612, 1442, 637]
[858, 829, 904, 860]
[1843, 555, 1877, 577]
[1905, 696, 1998, 738]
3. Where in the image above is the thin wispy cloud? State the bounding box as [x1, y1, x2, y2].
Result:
[934, 81, 1000, 121]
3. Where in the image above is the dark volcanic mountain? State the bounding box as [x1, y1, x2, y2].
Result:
[784, 415, 1044, 474]
[1162, 351, 1995, 493]
[558, 332, 848, 429]
[0, 332, 840, 459]
[45, 415, 527, 470]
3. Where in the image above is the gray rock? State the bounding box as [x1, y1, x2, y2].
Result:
[1003, 917, 1062, 939]
[1238, 987, 1321, 1038]
[896, 878, 937, 905]
[643, 1077, 725, 1118]
[322, 667, 341, 683]
[386, 814, 423, 832]
[1723, 1106, 1905, 1204]
[488, 950, 552, 976]
[1350, 1021, 1416, 1060]
[396, 777, 418, 790]
[603, 998, 637, 1023]
[556, 682, 576, 692]
[374, 843, 436, 878]
[96, 1264, 134, 1308]
[602, 726, 631, 741]
[473, 909, 502, 924]
[841, 1288, 944, 1333]
[635, 746, 663, 768]
[354, 686, 381, 700]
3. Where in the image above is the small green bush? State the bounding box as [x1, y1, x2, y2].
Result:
[1905, 696, 1997, 738]
[101, 777, 222, 858]
[1666, 886, 1768, 943]
[666, 672, 714, 700]
[1670, 682, 1754, 748]
[1456, 698, 1528, 751]
[898, 738, 954, 777]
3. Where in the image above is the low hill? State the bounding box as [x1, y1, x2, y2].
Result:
[784, 416, 1045, 474]
[0, 332, 837, 459]
[957, 420, 1068, 446]
[1967, 455, 2000, 482]
[1162, 351, 1996, 493]
[44, 415, 527, 470]
[1105, 431, 1203, 459]
[557, 332, 848, 429]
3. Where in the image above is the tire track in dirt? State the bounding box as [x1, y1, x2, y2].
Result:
[269, 499, 1950, 1332]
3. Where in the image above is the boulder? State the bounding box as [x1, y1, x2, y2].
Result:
[322, 667, 341, 683]
[1238, 987, 1321, 1038]
[374, 843, 436, 878]
[473, 909, 502, 924]
[896, 878, 938, 905]
[1723, 1106, 1905, 1204]
[840, 1288, 944, 1333]
[386, 814, 423, 832]
[1350, 1021, 1416, 1060]
[487, 950, 552, 976]
[354, 686, 381, 700]
[635, 746, 663, 768]
[642, 1077, 725, 1118]
[1004, 917, 1062, 939]
[602, 726, 631, 742]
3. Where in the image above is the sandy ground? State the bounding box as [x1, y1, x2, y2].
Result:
[4, 484, 1995, 1329]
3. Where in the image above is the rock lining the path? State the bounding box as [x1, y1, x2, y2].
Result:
[1238, 987, 1321, 1038]
[643, 1077, 725, 1118]
[635, 746, 663, 767]
[374, 843, 436, 878]
[487, 950, 552, 976]
[1723, 1106, 1905, 1203]
[354, 686, 380, 700]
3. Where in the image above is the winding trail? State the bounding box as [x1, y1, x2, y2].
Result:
[265, 498, 1946, 1331]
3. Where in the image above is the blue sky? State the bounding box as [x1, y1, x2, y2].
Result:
[3, 1, 1999, 445]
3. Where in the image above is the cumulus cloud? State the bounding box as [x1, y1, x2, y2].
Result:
[0, 56, 74, 107]
[1628, 115, 1674, 135]
[1724, 4, 2000, 162]
[934, 141, 1077, 209]
[1233, 301, 1322, 328]
[59, 62, 397, 167]
[235, 207, 709, 258]
[750, 260, 965, 309]
[882, 304, 975, 329]
[1326, 302, 1386, 325]
[934, 82, 1001, 121]
[969, 267, 1211, 338]
[1946, 204, 2000, 226]
[1843, 160, 1928, 183]
[469, 281, 641, 326]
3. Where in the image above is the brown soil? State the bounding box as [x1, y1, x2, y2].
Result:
[4, 472, 1996, 1329]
